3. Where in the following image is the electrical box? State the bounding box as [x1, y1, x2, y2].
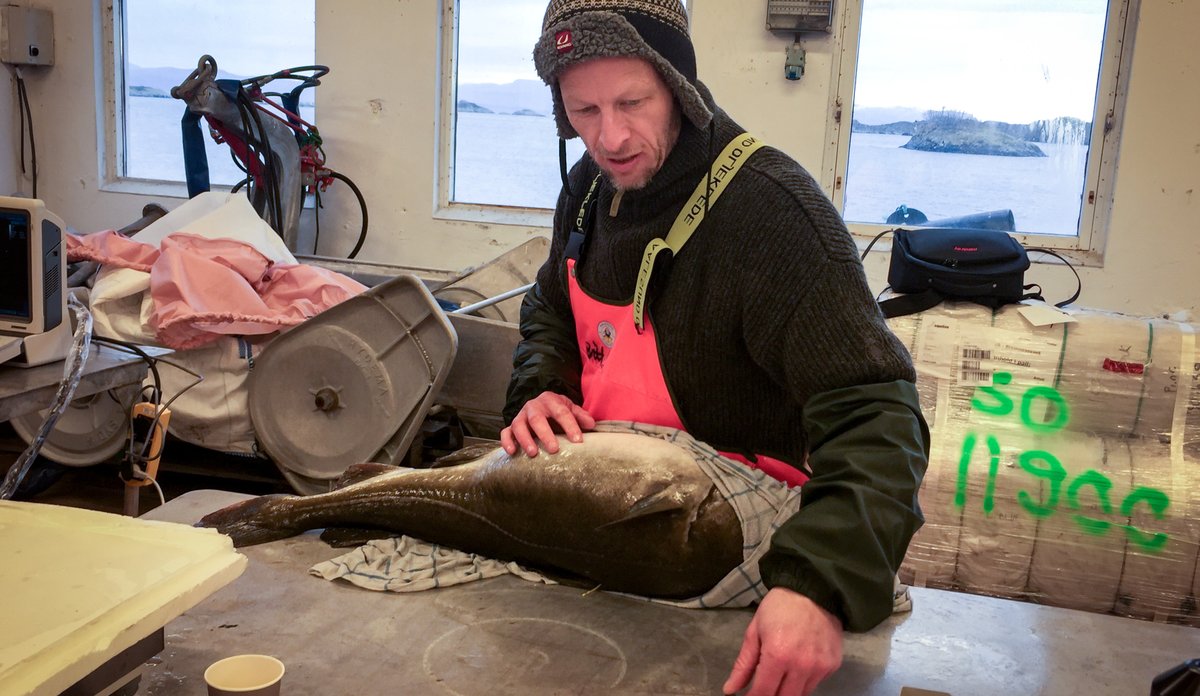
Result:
[766, 0, 834, 33]
[0, 6, 54, 67]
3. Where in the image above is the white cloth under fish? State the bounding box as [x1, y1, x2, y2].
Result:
[309, 535, 553, 591]
[310, 422, 912, 613]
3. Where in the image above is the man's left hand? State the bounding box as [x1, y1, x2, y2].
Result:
[722, 587, 843, 696]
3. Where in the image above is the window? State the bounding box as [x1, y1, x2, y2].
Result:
[113, 0, 315, 186]
[445, 0, 585, 211]
[828, 0, 1136, 255]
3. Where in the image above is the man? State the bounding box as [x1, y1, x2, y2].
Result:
[501, 1, 930, 694]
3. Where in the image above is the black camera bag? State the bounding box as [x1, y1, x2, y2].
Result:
[869, 227, 1037, 318]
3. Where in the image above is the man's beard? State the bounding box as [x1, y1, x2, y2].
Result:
[597, 110, 682, 192]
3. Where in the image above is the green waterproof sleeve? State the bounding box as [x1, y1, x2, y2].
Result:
[758, 379, 930, 631]
[502, 279, 584, 424]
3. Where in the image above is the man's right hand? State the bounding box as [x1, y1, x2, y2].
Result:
[500, 391, 596, 457]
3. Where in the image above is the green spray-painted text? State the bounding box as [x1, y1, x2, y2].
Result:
[955, 371, 1171, 552]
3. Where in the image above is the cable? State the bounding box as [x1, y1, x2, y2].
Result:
[90, 336, 204, 415]
[313, 184, 322, 254]
[91, 336, 163, 404]
[14, 68, 38, 198]
[244, 95, 283, 233]
[242, 92, 284, 234]
[146, 474, 166, 507]
[329, 170, 369, 259]
[0, 296, 93, 500]
[94, 336, 205, 498]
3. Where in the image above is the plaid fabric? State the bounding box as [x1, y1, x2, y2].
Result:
[310, 535, 552, 592]
[593, 421, 802, 608]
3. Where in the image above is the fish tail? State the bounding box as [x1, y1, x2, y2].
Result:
[196, 494, 301, 547]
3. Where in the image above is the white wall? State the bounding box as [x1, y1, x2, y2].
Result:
[11, 0, 1200, 317]
[1, 66, 17, 195]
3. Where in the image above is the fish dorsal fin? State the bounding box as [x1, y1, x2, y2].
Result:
[335, 462, 402, 489]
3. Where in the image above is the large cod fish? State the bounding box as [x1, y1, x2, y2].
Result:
[198, 432, 743, 599]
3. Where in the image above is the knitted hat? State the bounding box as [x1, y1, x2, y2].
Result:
[533, 0, 713, 139]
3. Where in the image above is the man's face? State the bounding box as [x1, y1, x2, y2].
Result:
[558, 56, 682, 191]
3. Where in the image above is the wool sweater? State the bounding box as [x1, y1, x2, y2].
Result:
[504, 85, 930, 631]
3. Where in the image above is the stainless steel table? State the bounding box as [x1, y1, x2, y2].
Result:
[0, 344, 168, 423]
[140, 490, 1200, 696]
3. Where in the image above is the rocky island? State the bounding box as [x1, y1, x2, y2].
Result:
[901, 110, 1045, 157]
[456, 100, 493, 113]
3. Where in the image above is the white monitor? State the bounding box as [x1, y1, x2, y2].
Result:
[0, 196, 71, 367]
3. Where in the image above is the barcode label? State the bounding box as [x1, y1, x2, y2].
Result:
[961, 369, 993, 383]
[958, 345, 994, 385]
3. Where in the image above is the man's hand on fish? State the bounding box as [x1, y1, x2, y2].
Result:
[501, 391, 597, 457]
[723, 587, 843, 696]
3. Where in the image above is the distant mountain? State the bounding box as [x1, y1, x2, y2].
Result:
[126, 63, 247, 96]
[457, 79, 552, 117]
[511, 108, 543, 117]
[125, 63, 314, 106]
[129, 85, 170, 98]
[852, 106, 925, 126]
[852, 119, 915, 135]
[457, 100, 493, 113]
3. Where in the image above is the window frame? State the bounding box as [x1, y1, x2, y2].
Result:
[820, 0, 1140, 266]
[98, 0, 210, 198]
[432, 0, 556, 228]
[433, 0, 693, 225]
[98, 0, 322, 199]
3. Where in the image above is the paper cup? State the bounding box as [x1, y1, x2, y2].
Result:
[204, 654, 285, 696]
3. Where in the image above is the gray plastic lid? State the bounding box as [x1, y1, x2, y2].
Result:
[248, 274, 457, 494]
[10, 385, 140, 467]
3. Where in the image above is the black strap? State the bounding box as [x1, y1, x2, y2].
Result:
[860, 227, 894, 261]
[1022, 282, 1045, 303]
[564, 172, 604, 264]
[558, 138, 573, 197]
[1026, 248, 1082, 308]
[878, 289, 945, 318]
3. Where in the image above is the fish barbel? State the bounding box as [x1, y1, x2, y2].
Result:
[198, 432, 743, 599]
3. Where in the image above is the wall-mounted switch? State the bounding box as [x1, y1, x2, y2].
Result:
[785, 42, 806, 80]
[1, 6, 54, 67]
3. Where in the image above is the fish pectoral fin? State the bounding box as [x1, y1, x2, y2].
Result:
[433, 443, 502, 468]
[319, 526, 397, 548]
[597, 488, 684, 529]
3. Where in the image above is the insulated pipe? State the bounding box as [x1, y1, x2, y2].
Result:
[449, 283, 535, 316]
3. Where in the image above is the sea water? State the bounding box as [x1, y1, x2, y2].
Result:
[125, 96, 1088, 236]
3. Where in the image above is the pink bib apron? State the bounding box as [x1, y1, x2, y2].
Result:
[568, 258, 808, 487]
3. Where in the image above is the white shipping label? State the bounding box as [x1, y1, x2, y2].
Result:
[957, 326, 1064, 387]
[912, 318, 961, 381]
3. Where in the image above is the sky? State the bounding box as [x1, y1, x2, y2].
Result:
[457, 0, 546, 85]
[125, 0, 1109, 124]
[854, 0, 1108, 123]
[125, 0, 315, 76]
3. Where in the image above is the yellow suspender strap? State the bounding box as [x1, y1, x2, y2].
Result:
[632, 133, 766, 332]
